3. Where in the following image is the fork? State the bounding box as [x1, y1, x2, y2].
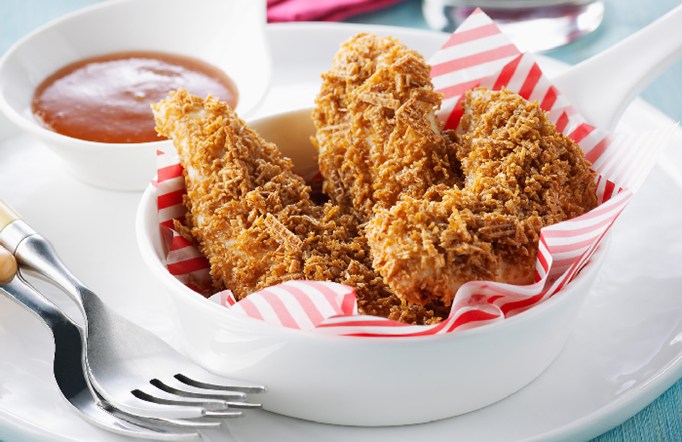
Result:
[0, 245, 203, 440]
[0, 199, 266, 421]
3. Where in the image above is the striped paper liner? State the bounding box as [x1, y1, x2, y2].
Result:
[154, 9, 671, 336]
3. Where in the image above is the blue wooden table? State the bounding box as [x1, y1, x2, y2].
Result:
[1, 1, 680, 441]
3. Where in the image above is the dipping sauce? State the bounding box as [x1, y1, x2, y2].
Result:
[32, 51, 238, 143]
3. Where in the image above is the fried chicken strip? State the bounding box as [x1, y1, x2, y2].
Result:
[312, 33, 460, 221]
[366, 88, 598, 306]
[153, 89, 314, 297]
[153, 89, 448, 324]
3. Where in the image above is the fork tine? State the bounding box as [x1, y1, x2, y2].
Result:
[99, 400, 221, 430]
[148, 379, 263, 409]
[131, 389, 244, 417]
[174, 373, 268, 394]
[140, 417, 222, 429]
[220, 401, 262, 409]
[151, 378, 249, 401]
[87, 370, 216, 420]
[95, 384, 224, 430]
[93, 402, 201, 440]
[203, 409, 251, 418]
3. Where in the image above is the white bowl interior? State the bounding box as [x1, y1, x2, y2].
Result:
[135, 108, 608, 426]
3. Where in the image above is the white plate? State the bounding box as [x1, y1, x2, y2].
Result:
[0, 23, 680, 442]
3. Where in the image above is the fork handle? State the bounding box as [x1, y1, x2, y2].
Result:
[0, 199, 90, 315]
[0, 261, 79, 334]
[0, 199, 20, 233]
[0, 248, 102, 421]
[0, 245, 82, 347]
[0, 246, 199, 440]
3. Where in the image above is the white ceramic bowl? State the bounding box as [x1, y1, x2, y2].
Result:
[135, 108, 608, 426]
[0, 0, 270, 191]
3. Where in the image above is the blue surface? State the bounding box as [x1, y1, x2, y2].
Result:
[1, 1, 681, 441]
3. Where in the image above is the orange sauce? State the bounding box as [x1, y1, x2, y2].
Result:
[32, 51, 237, 143]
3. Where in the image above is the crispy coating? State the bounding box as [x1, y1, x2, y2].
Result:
[153, 89, 312, 297]
[312, 33, 460, 222]
[152, 89, 448, 324]
[366, 88, 598, 306]
[153, 34, 598, 322]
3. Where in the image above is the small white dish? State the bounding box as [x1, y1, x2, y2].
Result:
[135, 106, 609, 427]
[0, 0, 270, 191]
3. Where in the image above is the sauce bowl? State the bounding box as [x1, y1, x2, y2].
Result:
[135, 107, 609, 426]
[0, 0, 270, 191]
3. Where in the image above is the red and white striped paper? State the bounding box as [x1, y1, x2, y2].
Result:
[154, 9, 670, 336]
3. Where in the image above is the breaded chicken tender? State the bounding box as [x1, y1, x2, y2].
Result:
[153, 89, 312, 297]
[312, 33, 460, 221]
[153, 89, 448, 324]
[366, 88, 598, 306]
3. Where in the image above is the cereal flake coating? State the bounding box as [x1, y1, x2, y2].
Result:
[312, 33, 460, 222]
[153, 89, 448, 324]
[366, 88, 598, 306]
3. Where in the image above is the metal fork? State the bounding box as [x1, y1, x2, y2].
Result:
[0, 200, 266, 421]
[0, 245, 202, 440]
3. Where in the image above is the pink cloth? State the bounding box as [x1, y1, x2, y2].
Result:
[267, 0, 404, 22]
